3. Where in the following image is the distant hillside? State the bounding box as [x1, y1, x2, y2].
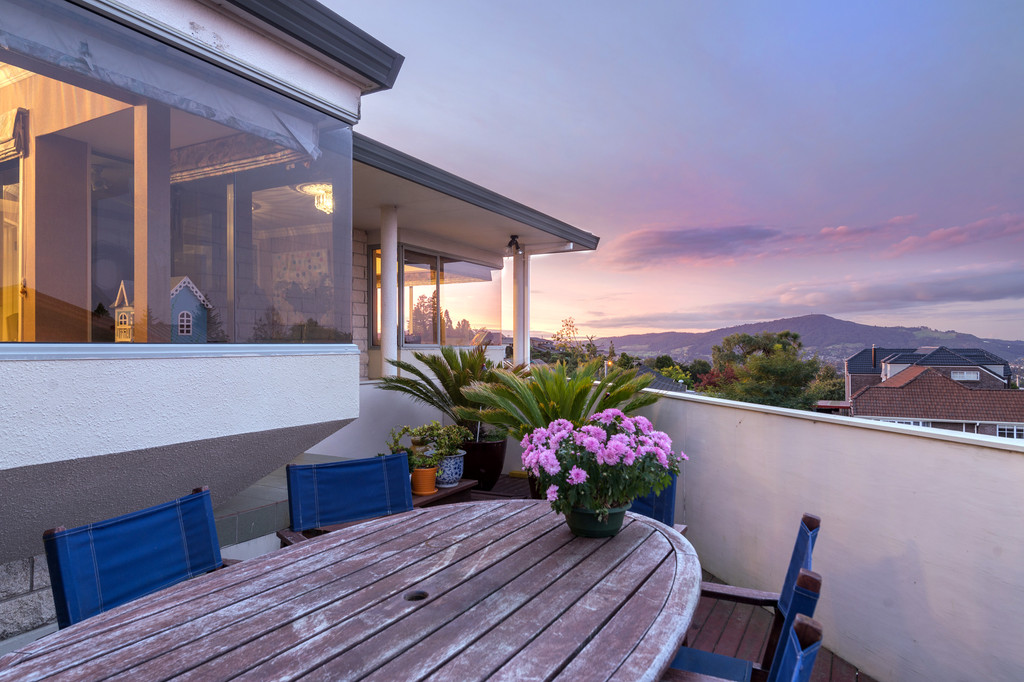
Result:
[599, 314, 1024, 369]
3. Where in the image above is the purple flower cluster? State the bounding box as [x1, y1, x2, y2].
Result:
[520, 409, 687, 515]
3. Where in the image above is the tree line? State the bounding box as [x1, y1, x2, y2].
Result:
[542, 318, 845, 410]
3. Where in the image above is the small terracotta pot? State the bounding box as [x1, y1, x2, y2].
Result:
[411, 467, 438, 496]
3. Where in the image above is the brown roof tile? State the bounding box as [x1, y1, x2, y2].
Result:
[851, 368, 1024, 422]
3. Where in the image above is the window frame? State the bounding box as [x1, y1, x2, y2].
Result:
[178, 310, 192, 337]
[369, 243, 500, 349]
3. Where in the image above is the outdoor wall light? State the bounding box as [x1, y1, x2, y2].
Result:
[296, 182, 334, 215]
[507, 235, 522, 255]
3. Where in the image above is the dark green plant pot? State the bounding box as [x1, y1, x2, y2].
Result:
[462, 439, 507, 491]
[565, 503, 631, 538]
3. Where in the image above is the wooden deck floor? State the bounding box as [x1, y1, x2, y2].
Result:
[481, 475, 879, 682]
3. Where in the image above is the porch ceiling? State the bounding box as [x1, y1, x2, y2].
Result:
[352, 133, 599, 258]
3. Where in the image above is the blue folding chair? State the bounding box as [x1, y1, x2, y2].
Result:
[277, 452, 414, 546]
[669, 568, 821, 681]
[631, 472, 688, 534]
[669, 513, 821, 682]
[770, 614, 824, 682]
[44, 487, 226, 629]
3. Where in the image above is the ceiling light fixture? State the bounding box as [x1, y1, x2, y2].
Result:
[296, 182, 334, 215]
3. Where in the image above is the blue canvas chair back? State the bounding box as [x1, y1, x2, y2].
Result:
[287, 452, 413, 532]
[631, 472, 677, 526]
[778, 514, 820, 617]
[771, 614, 823, 682]
[44, 487, 222, 629]
[766, 568, 822, 682]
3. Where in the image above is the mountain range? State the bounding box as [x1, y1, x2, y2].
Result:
[597, 314, 1024, 369]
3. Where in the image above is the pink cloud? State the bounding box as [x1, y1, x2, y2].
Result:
[887, 213, 1024, 258]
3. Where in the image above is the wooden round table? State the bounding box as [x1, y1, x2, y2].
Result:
[0, 500, 701, 681]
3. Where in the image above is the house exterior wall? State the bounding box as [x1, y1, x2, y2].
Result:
[846, 373, 881, 400]
[641, 391, 1024, 682]
[926, 365, 1006, 389]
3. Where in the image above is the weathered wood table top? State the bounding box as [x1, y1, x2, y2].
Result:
[0, 500, 701, 681]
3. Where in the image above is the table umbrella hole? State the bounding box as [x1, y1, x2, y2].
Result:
[404, 590, 429, 602]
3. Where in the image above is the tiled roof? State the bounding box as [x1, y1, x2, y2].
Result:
[845, 348, 917, 375]
[915, 347, 976, 367]
[635, 366, 687, 393]
[851, 368, 1024, 422]
[847, 346, 1011, 380]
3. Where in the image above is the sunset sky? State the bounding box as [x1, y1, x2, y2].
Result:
[327, 0, 1024, 341]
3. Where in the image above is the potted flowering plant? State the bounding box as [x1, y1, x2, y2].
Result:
[520, 408, 687, 537]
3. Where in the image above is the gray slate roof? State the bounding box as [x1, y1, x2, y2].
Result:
[847, 346, 1011, 379]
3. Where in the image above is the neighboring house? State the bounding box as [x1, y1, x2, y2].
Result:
[845, 345, 1012, 400]
[0, 0, 597, 640]
[850, 366, 1024, 438]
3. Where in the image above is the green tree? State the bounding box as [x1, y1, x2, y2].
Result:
[686, 358, 712, 380]
[709, 330, 821, 409]
[807, 364, 846, 402]
[616, 352, 640, 369]
[653, 354, 676, 370]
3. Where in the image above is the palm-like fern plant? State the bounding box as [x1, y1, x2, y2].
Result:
[377, 346, 513, 440]
[456, 358, 659, 441]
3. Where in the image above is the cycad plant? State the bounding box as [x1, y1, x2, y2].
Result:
[457, 358, 659, 441]
[377, 345, 515, 441]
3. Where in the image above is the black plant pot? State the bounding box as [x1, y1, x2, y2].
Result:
[461, 439, 507, 491]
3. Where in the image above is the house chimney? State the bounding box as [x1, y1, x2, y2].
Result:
[872, 344, 876, 367]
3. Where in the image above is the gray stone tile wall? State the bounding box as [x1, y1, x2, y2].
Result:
[0, 555, 56, 640]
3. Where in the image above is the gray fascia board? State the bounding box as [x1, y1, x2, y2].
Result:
[353, 133, 599, 250]
[221, 0, 404, 92]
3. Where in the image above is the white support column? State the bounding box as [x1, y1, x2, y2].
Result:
[380, 206, 399, 377]
[512, 251, 530, 366]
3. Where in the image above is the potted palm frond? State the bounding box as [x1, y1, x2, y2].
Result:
[377, 346, 526, 490]
[457, 358, 660, 498]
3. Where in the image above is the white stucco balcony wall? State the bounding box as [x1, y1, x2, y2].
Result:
[0, 344, 360, 469]
[640, 390, 1024, 682]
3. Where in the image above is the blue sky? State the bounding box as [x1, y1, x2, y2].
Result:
[327, 0, 1024, 340]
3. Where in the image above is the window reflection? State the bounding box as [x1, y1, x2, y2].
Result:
[0, 9, 353, 344]
[403, 251, 437, 345]
[377, 248, 500, 348]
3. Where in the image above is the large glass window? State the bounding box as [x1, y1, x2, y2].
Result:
[372, 247, 501, 347]
[0, 0, 353, 343]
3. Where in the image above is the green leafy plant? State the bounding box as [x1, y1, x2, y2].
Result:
[388, 421, 473, 470]
[428, 423, 473, 458]
[457, 358, 659, 441]
[377, 346, 524, 441]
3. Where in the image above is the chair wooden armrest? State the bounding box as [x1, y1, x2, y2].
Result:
[700, 582, 781, 607]
[276, 518, 374, 547]
[276, 529, 309, 547]
[673, 523, 688, 536]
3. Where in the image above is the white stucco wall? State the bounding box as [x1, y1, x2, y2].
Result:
[0, 345, 360, 469]
[640, 391, 1024, 682]
[81, 0, 365, 122]
[309, 380, 444, 457]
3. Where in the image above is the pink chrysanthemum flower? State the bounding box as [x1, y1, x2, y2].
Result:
[568, 466, 588, 485]
[546, 485, 559, 502]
